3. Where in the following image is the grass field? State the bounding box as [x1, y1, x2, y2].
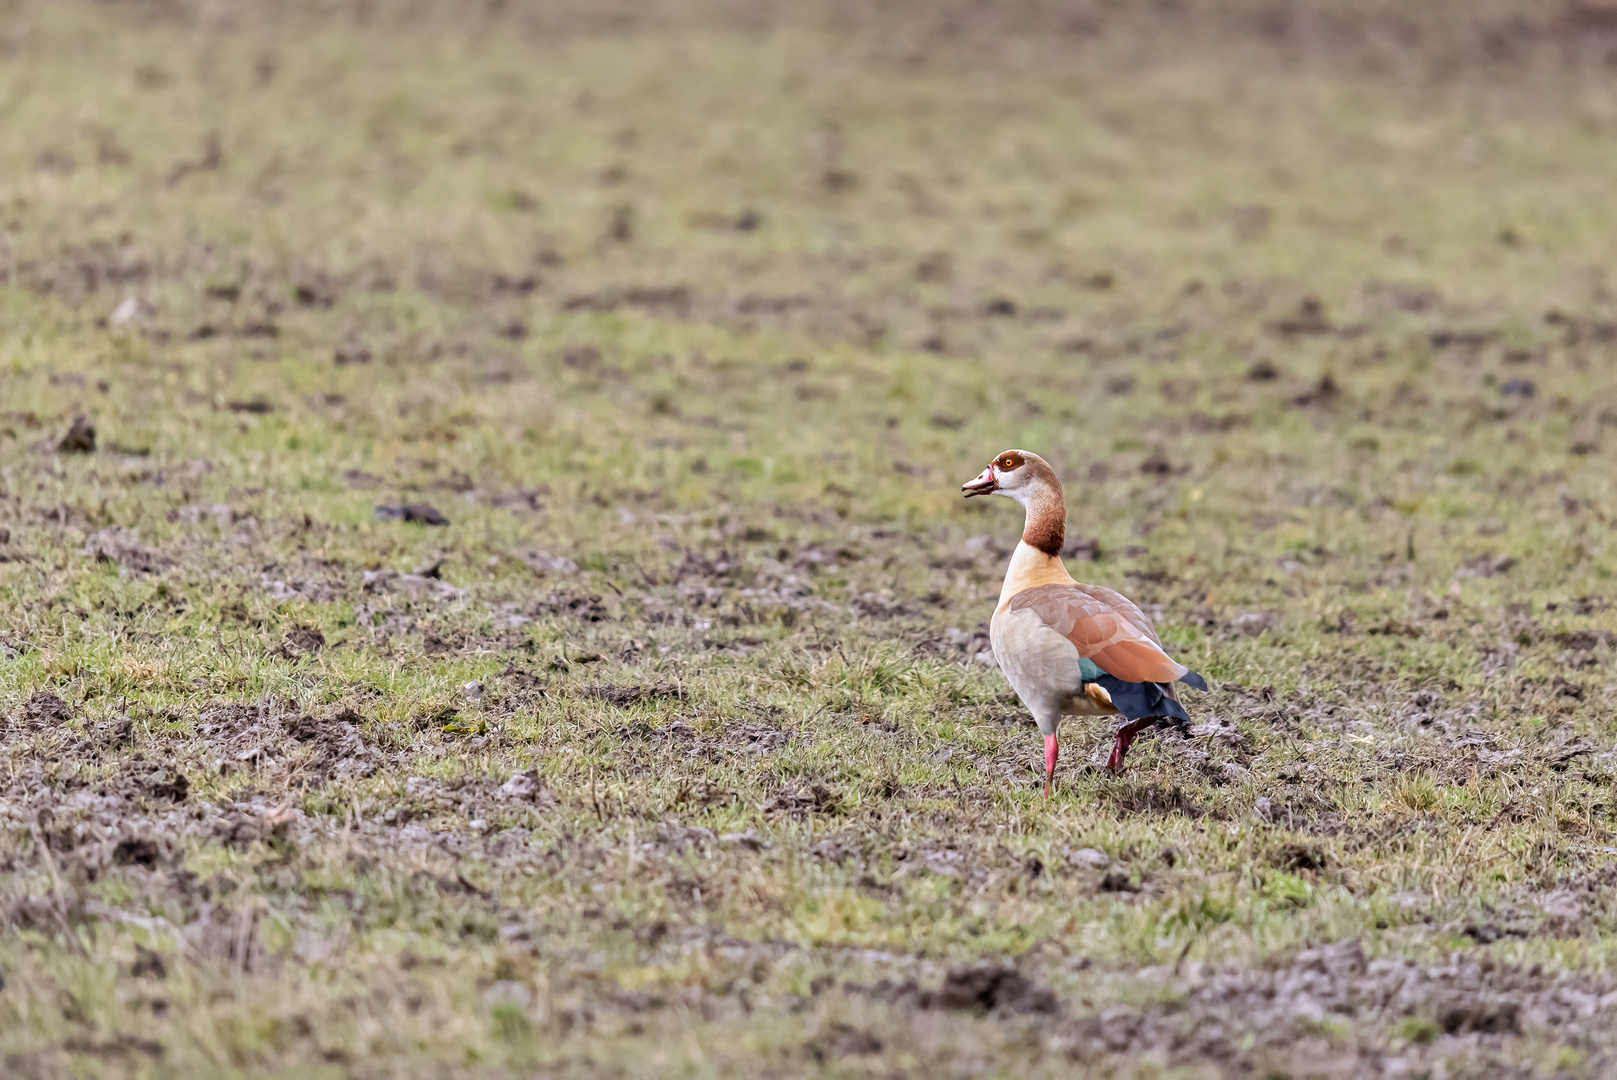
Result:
[4, 1, 1617, 1076]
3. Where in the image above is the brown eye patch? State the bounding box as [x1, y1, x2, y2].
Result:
[996, 452, 1024, 470]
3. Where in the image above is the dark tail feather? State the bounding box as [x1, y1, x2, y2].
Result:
[1178, 670, 1208, 692]
[1095, 674, 1191, 725]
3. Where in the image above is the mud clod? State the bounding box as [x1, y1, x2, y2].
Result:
[806, 1022, 884, 1061]
[374, 503, 450, 526]
[1274, 843, 1327, 872]
[925, 964, 1058, 1016]
[275, 623, 326, 659]
[584, 683, 685, 708]
[141, 768, 190, 802]
[10, 691, 74, 731]
[112, 836, 162, 869]
[766, 780, 838, 817]
[57, 415, 96, 453]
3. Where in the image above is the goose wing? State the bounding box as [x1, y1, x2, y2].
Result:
[1006, 583, 1203, 688]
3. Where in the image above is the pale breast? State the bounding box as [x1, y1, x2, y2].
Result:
[991, 605, 1088, 731]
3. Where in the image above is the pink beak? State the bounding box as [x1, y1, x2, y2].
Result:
[961, 465, 996, 498]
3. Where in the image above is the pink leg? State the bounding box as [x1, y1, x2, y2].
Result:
[1043, 733, 1059, 799]
[1106, 718, 1153, 773]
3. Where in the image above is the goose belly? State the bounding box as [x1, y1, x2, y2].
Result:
[990, 606, 1111, 730]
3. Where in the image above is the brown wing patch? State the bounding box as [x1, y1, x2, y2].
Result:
[1076, 583, 1163, 647]
[1066, 609, 1123, 654]
[1007, 583, 1107, 637]
[1089, 639, 1186, 686]
[1008, 583, 1187, 685]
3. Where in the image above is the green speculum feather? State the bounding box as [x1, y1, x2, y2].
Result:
[1078, 656, 1108, 684]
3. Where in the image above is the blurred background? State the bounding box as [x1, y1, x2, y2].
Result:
[5, 0, 1617, 581]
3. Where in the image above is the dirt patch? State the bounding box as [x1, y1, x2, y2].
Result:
[1272, 842, 1328, 872]
[766, 779, 839, 816]
[361, 569, 465, 602]
[111, 835, 163, 869]
[1107, 784, 1212, 819]
[274, 623, 326, 660]
[927, 963, 1059, 1015]
[82, 528, 172, 574]
[373, 503, 450, 526]
[851, 963, 1058, 1017]
[724, 721, 789, 757]
[1056, 939, 1617, 1070]
[212, 803, 301, 849]
[137, 765, 190, 803]
[582, 683, 686, 708]
[7, 690, 75, 732]
[533, 591, 610, 622]
[283, 709, 380, 781]
[200, 702, 381, 786]
[420, 630, 462, 656]
[915, 625, 994, 665]
[805, 1021, 884, 1061]
[57, 415, 96, 453]
[495, 769, 556, 808]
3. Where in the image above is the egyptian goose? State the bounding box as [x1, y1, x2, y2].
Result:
[961, 450, 1206, 796]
